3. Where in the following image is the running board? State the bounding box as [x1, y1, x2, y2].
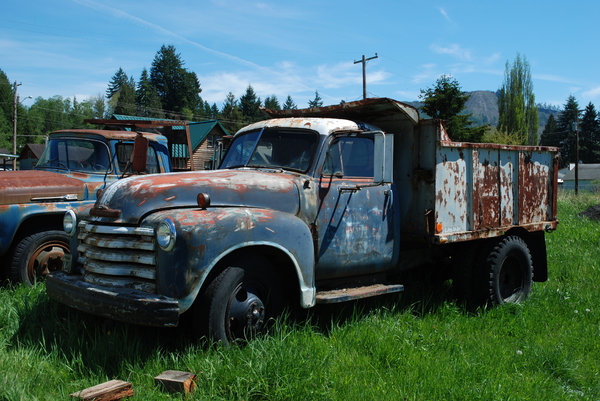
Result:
[316, 283, 404, 304]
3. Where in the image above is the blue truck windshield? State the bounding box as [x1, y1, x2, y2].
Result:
[220, 129, 319, 173]
[36, 138, 111, 173]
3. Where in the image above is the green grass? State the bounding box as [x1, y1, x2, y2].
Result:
[1, 191, 599, 400]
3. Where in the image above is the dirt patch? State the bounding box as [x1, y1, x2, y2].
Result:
[579, 204, 600, 221]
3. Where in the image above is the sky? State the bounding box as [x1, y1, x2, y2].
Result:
[2, 0, 600, 111]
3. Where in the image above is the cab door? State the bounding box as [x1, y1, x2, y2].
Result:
[315, 133, 396, 280]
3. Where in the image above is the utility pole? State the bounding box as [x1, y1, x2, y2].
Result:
[354, 53, 378, 100]
[13, 81, 21, 171]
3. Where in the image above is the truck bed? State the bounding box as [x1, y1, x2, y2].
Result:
[396, 120, 559, 244]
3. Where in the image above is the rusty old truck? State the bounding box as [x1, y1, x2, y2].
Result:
[0, 129, 171, 284]
[46, 98, 558, 344]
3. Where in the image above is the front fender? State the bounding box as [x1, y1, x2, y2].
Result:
[144, 208, 316, 312]
[0, 201, 94, 256]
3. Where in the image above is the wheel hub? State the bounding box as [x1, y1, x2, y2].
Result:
[228, 286, 266, 339]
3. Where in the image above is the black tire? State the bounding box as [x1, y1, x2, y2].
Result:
[9, 230, 70, 285]
[487, 236, 533, 306]
[202, 265, 283, 346]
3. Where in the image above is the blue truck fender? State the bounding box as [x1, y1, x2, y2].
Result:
[145, 208, 317, 313]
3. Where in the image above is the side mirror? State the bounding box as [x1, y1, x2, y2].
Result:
[132, 132, 149, 173]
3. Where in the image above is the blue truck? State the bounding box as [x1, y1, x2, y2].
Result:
[47, 98, 558, 345]
[0, 129, 171, 284]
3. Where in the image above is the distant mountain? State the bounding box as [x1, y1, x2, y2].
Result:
[408, 90, 559, 133]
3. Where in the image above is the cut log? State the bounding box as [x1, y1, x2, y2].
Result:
[70, 379, 133, 401]
[154, 370, 197, 394]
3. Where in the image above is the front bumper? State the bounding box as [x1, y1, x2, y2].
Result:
[46, 272, 180, 327]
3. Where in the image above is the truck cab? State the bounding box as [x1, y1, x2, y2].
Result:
[0, 129, 171, 284]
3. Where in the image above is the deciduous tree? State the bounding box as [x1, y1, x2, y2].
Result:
[498, 54, 539, 145]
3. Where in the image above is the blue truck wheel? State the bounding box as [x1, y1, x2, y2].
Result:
[10, 230, 70, 285]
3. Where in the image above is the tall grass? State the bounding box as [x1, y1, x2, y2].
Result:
[0, 190, 598, 400]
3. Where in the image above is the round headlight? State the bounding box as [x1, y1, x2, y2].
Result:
[156, 219, 176, 251]
[64, 210, 77, 235]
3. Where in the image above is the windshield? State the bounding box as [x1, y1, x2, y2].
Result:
[36, 138, 111, 173]
[220, 128, 319, 173]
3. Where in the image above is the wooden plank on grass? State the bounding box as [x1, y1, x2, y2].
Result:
[154, 370, 197, 394]
[70, 379, 133, 401]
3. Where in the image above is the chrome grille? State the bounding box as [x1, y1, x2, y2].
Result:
[77, 221, 157, 293]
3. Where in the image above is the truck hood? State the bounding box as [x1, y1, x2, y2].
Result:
[0, 170, 92, 205]
[96, 169, 301, 223]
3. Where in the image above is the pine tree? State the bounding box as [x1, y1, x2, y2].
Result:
[221, 92, 244, 132]
[540, 114, 559, 147]
[555, 96, 580, 167]
[239, 85, 261, 120]
[0, 69, 13, 149]
[150, 44, 201, 117]
[114, 77, 137, 115]
[264, 95, 281, 110]
[308, 90, 323, 108]
[579, 102, 599, 163]
[420, 75, 484, 142]
[106, 68, 128, 100]
[497, 54, 539, 145]
[136, 68, 163, 117]
[282, 95, 297, 110]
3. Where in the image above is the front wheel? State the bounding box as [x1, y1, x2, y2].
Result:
[202, 266, 282, 345]
[9, 230, 70, 285]
[487, 236, 533, 305]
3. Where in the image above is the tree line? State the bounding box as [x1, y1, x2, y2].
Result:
[1, 45, 599, 167]
[0, 44, 322, 151]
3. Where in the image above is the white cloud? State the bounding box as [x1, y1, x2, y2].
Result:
[430, 44, 472, 61]
[439, 8, 452, 22]
[582, 86, 600, 98]
[533, 73, 577, 85]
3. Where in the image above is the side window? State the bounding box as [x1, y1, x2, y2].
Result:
[323, 136, 374, 178]
[116, 143, 160, 174]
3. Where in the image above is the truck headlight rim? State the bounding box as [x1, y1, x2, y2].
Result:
[64, 210, 77, 236]
[156, 219, 176, 251]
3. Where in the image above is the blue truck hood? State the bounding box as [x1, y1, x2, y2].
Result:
[96, 169, 302, 224]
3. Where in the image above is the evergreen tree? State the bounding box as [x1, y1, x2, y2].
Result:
[210, 103, 219, 119]
[540, 114, 559, 147]
[420, 75, 484, 142]
[555, 95, 580, 167]
[114, 77, 137, 115]
[264, 95, 281, 110]
[221, 92, 244, 132]
[239, 85, 261, 120]
[106, 67, 128, 100]
[579, 102, 600, 163]
[150, 44, 201, 117]
[282, 95, 297, 110]
[136, 68, 163, 117]
[497, 54, 539, 145]
[0, 69, 13, 149]
[91, 95, 106, 119]
[307, 90, 323, 108]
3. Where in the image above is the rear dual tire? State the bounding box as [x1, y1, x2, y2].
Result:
[454, 235, 533, 307]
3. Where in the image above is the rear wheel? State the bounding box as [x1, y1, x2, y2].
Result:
[200, 264, 283, 346]
[9, 231, 70, 285]
[487, 236, 532, 305]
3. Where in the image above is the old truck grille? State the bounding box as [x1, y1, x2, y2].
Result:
[77, 221, 157, 293]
